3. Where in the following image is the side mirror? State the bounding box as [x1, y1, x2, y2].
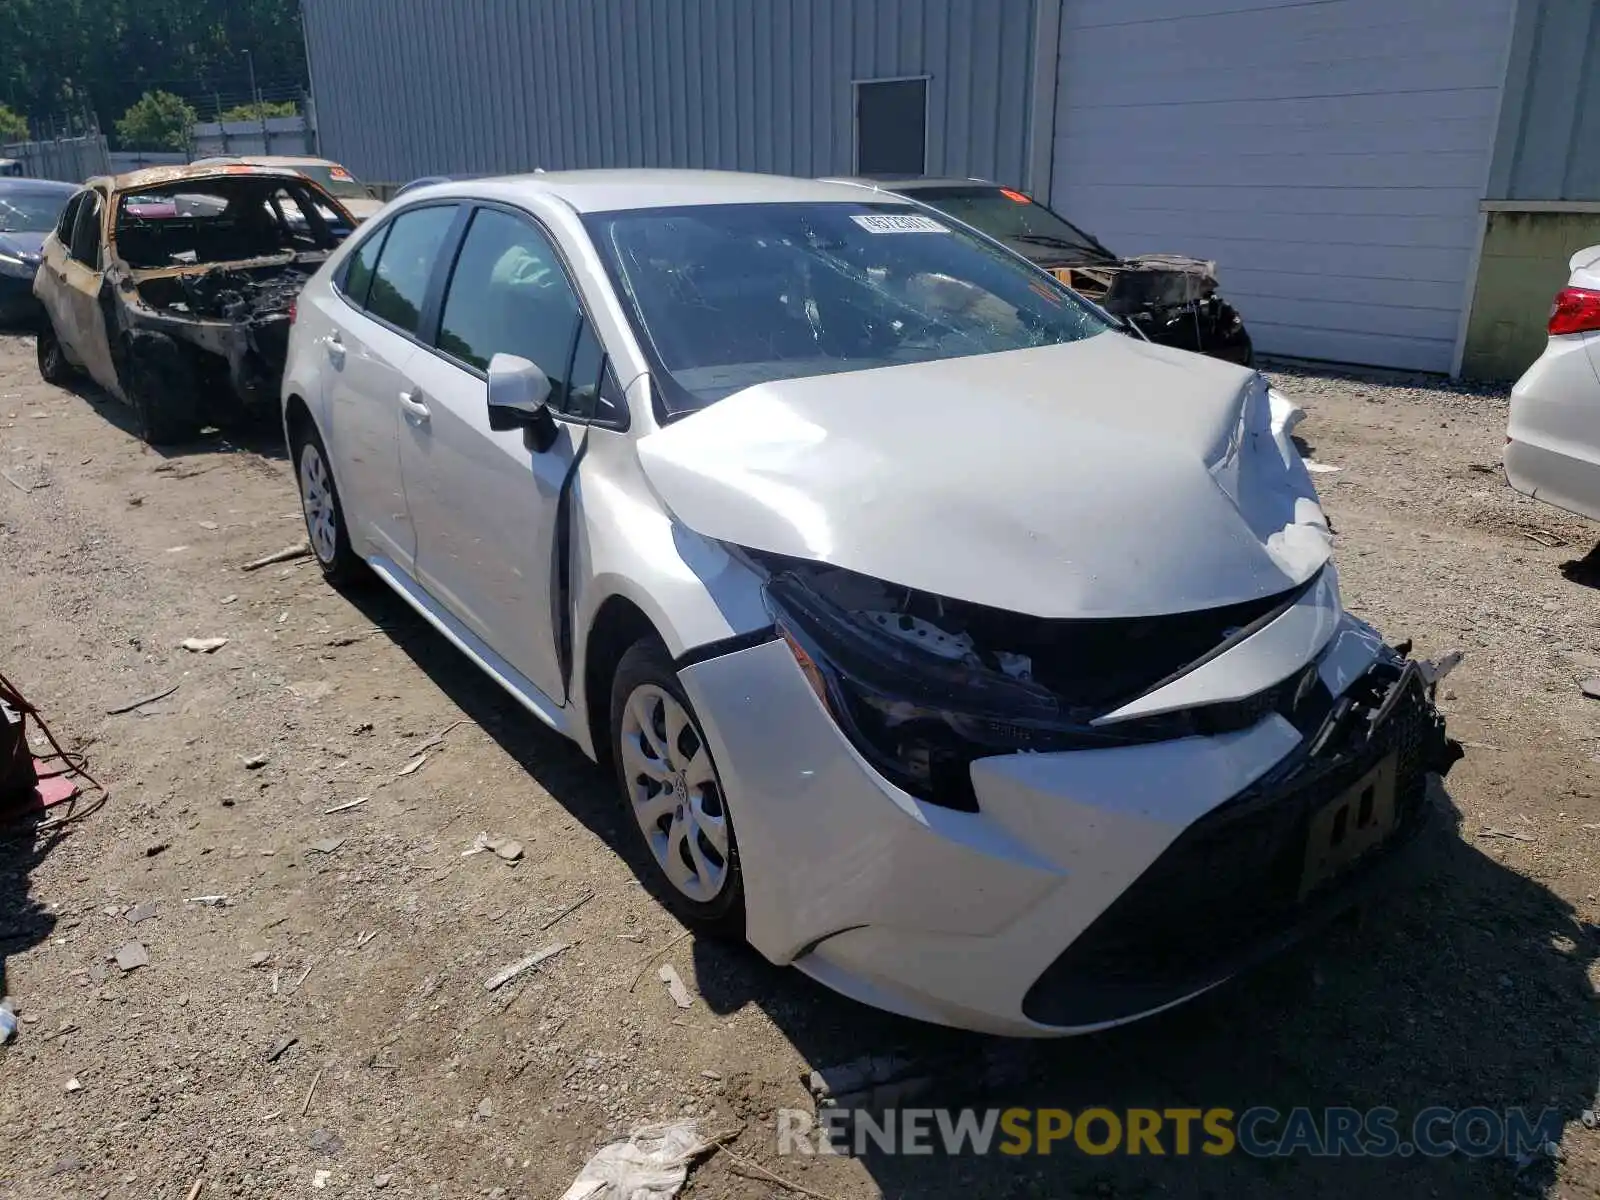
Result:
[487, 353, 558, 451]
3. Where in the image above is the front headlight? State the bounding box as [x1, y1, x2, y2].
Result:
[756, 555, 1331, 811]
[764, 569, 1193, 811]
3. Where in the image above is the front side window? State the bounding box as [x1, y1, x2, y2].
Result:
[436, 207, 581, 389]
[583, 202, 1113, 415]
[365, 205, 457, 334]
[55, 192, 84, 243]
[69, 191, 103, 267]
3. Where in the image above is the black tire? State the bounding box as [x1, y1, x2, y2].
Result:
[291, 422, 363, 586]
[610, 637, 745, 938]
[36, 324, 74, 385]
[124, 338, 199, 446]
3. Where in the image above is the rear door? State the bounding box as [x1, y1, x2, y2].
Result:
[398, 204, 590, 702]
[322, 203, 459, 571]
[58, 188, 118, 393]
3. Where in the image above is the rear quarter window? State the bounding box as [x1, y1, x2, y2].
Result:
[365, 205, 457, 334]
[339, 222, 390, 310]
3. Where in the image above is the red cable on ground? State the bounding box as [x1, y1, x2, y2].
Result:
[0, 669, 109, 834]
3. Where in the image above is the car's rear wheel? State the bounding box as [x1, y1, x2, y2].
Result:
[610, 637, 745, 937]
[292, 423, 362, 586]
[36, 324, 73, 385]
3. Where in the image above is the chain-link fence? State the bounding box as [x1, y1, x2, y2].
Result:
[0, 134, 111, 182]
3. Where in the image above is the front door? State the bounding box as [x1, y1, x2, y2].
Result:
[35, 192, 82, 355]
[323, 203, 459, 571]
[58, 189, 119, 394]
[399, 205, 588, 704]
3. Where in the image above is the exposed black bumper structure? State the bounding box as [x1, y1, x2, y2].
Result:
[1130, 296, 1254, 366]
[1023, 651, 1460, 1027]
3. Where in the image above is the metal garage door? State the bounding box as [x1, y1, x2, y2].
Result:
[1051, 0, 1516, 372]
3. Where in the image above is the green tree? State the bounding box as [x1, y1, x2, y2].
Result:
[115, 89, 196, 151]
[0, 103, 28, 143]
[216, 99, 297, 123]
[0, 0, 307, 144]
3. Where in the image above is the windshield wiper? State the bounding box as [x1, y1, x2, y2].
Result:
[1010, 232, 1114, 258]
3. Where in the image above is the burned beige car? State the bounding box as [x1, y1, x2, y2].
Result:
[33, 164, 355, 444]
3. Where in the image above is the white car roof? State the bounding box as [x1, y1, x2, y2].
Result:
[404, 169, 900, 214]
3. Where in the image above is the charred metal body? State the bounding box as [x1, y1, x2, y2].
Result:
[33, 164, 353, 443]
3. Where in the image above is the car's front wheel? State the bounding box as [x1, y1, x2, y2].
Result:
[124, 336, 199, 445]
[292, 423, 362, 586]
[36, 324, 74, 385]
[610, 637, 745, 937]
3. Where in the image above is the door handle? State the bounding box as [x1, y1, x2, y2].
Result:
[324, 333, 345, 366]
[398, 387, 430, 425]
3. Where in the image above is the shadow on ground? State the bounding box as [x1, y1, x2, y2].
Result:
[41, 374, 288, 463]
[0, 819, 61, 1004]
[341, 581, 1597, 1199]
[1560, 543, 1600, 591]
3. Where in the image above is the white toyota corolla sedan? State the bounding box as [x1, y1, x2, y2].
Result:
[281, 170, 1458, 1037]
[1505, 244, 1600, 520]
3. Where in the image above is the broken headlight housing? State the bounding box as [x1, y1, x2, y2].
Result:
[764, 569, 1188, 812]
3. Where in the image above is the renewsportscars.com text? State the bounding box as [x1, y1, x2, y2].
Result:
[777, 1105, 1564, 1159]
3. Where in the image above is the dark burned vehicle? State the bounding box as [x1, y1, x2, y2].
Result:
[33, 164, 355, 444]
[847, 177, 1255, 366]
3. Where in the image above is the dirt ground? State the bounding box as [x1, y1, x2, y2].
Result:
[0, 330, 1598, 1199]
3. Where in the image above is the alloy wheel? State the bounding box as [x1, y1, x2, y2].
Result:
[299, 443, 339, 565]
[618, 683, 729, 903]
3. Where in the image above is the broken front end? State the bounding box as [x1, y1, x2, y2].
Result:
[681, 552, 1460, 1034]
[105, 172, 351, 442]
[1055, 254, 1254, 366]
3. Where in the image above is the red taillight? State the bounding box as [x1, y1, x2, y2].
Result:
[1549, 286, 1600, 336]
[288, 299, 298, 325]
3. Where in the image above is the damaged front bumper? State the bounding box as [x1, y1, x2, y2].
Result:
[109, 258, 321, 416]
[678, 614, 1458, 1037]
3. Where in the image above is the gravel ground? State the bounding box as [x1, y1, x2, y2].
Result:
[0, 334, 1598, 1199]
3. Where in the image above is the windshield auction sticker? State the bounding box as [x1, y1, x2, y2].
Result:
[851, 213, 950, 234]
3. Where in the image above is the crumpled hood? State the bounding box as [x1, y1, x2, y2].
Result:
[637, 332, 1332, 619]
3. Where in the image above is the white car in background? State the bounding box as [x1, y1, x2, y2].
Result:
[1506, 245, 1600, 520]
[281, 170, 1458, 1036]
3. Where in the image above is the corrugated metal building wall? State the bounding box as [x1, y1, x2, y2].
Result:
[1461, 0, 1600, 377]
[303, 0, 1038, 187]
[1488, 0, 1600, 201]
[1047, 0, 1518, 374]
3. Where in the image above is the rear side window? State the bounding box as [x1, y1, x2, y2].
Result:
[435, 207, 581, 384]
[340, 223, 390, 309]
[366, 205, 456, 334]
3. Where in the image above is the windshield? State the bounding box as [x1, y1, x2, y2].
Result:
[0, 191, 70, 233]
[296, 164, 372, 201]
[114, 177, 348, 268]
[584, 202, 1113, 415]
[904, 187, 1113, 264]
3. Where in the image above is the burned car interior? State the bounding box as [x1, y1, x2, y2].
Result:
[113, 177, 346, 270]
[87, 171, 352, 442]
